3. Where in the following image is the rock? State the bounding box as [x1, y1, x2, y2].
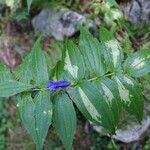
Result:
[92, 101, 150, 144]
[93, 117, 150, 143]
[141, 0, 150, 22]
[92, 75, 150, 143]
[128, 0, 150, 23]
[128, 0, 141, 23]
[114, 118, 150, 143]
[32, 8, 86, 41]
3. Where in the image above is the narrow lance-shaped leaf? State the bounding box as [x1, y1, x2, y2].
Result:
[34, 91, 53, 150]
[54, 92, 76, 150]
[54, 45, 66, 80]
[0, 80, 33, 97]
[18, 91, 53, 150]
[45, 42, 62, 75]
[0, 64, 12, 81]
[15, 53, 33, 84]
[124, 49, 150, 77]
[79, 27, 106, 77]
[99, 27, 123, 72]
[27, 0, 33, 13]
[63, 40, 85, 80]
[16, 38, 49, 85]
[31, 38, 49, 85]
[95, 77, 122, 124]
[113, 74, 144, 122]
[17, 94, 37, 143]
[70, 81, 116, 133]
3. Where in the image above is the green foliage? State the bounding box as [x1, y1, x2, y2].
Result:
[27, 0, 33, 13]
[99, 27, 123, 72]
[95, 77, 122, 124]
[16, 38, 49, 86]
[105, 0, 118, 7]
[120, 31, 134, 55]
[0, 64, 33, 97]
[0, 99, 12, 150]
[18, 92, 53, 150]
[91, 0, 122, 26]
[31, 38, 49, 84]
[0, 64, 12, 81]
[26, 0, 78, 12]
[13, 8, 29, 22]
[0, 80, 33, 97]
[64, 40, 85, 80]
[0, 26, 149, 150]
[72, 81, 116, 133]
[79, 27, 105, 77]
[45, 42, 63, 75]
[144, 135, 150, 150]
[113, 74, 143, 122]
[54, 92, 76, 150]
[124, 49, 150, 77]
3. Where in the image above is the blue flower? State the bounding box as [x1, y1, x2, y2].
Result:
[47, 80, 71, 91]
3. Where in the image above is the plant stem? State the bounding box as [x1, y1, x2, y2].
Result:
[104, 72, 115, 77]
[87, 76, 100, 82]
[73, 72, 115, 86]
[111, 138, 118, 150]
[32, 88, 48, 91]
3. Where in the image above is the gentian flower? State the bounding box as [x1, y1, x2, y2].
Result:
[47, 80, 71, 91]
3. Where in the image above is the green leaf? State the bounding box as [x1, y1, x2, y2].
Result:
[99, 27, 123, 72]
[34, 91, 52, 150]
[16, 38, 49, 85]
[54, 92, 76, 150]
[45, 42, 62, 75]
[31, 38, 49, 84]
[113, 74, 144, 122]
[95, 77, 122, 124]
[17, 94, 37, 144]
[79, 27, 106, 77]
[18, 91, 53, 150]
[124, 49, 150, 77]
[15, 53, 33, 84]
[70, 81, 116, 133]
[0, 80, 32, 97]
[104, 9, 122, 23]
[27, 0, 33, 13]
[55, 60, 65, 80]
[105, 0, 118, 7]
[63, 40, 85, 80]
[99, 27, 114, 42]
[0, 64, 12, 81]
